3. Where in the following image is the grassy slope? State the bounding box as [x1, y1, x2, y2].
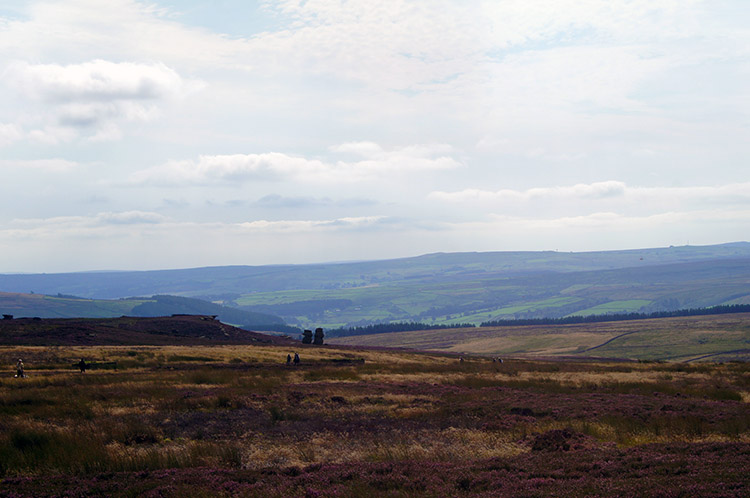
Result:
[237, 258, 750, 328]
[0, 292, 147, 318]
[328, 313, 750, 362]
[2, 243, 750, 329]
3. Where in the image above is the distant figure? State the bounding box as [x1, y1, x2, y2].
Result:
[459, 357, 464, 364]
[78, 358, 87, 373]
[293, 352, 300, 366]
[498, 358, 503, 364]
[286, 354, 292, 365]
[15, 358, 25, 378]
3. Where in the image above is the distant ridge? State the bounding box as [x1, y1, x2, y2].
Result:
[1, 243, 750, 330]
[1, 242, 748, 299]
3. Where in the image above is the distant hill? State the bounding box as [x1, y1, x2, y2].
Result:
[1, 242, 749, 329]
[0, 293, 291, 333]
[0, 315, 297, 346]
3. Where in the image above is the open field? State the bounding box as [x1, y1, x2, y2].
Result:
[1, 342, 748, 497]
[329, 313, 750, 362]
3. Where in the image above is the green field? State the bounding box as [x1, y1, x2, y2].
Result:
[570, 299, 653, 316]
[235, 259, 750, 329]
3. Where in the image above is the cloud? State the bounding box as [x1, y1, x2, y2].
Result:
[480, 209, 750, 232]
[255, 194, 376, 209]
[11, 211, 168, 229]
[3, 59, 201, 141]
[6, 59, 189, 102]
[96, 211, 168, 225]
[0, 123, 22, 146]
[235, 216, 389, 233]
[430, 181, 628, 203]
[3, 212, 394, 253]
[128, 143, 461, 185]
[429, 181, 750, 206]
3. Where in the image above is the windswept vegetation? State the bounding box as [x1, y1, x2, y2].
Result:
[0, 342, 748, 496]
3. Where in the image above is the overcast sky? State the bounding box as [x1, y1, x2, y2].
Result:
[1, 0, 748, 272]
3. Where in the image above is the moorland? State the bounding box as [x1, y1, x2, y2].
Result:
[0, 316, 748, 497]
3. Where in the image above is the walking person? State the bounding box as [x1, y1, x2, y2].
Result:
[78, 358, 87, 373]
[293, 352, 300, 366]
[15, 358, 25, 378]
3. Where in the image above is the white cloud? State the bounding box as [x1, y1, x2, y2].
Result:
[481, 208, 750, 232]
[7, 211, 389, 234]
[0, 123, 22, 146]
[11, 211, 168, 229]
[5, 59, 190, 102]
[2, 59, 201, 142]
[96, 211, 168, 225]
[128, 143, 462, 185]
[430, 181, 750, 206]
[26, 126, 79, 145]
[236, 216, 388, 232]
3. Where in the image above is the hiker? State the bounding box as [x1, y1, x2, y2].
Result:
[293, 352, 300, 366]
[286, 354, 292, 365]
[15, 358, 25, 378]
[78, 358, 87, 373]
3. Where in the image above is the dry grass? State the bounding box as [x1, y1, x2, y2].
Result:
[328, 313, 750, 361]
[1, 343, 748, 480]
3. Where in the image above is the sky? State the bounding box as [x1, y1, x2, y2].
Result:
[0, 0, 748, 272]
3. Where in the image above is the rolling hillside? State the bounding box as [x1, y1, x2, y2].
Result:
[1, 243, 749, 329]
[235, 257, 750, 328]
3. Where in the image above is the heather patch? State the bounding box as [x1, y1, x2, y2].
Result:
[0, 345, 748, 495]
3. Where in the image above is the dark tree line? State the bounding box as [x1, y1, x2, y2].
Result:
[326, 321, 476, 338]
[324, 304, 750, 338]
